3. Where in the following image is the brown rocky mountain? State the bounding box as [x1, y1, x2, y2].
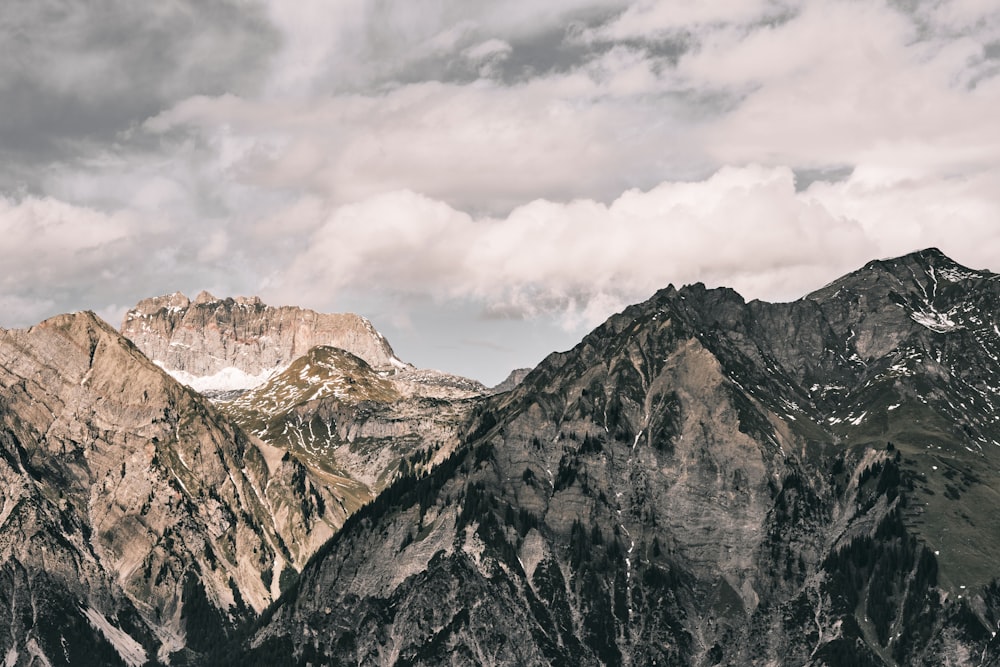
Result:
[490, 367, 532, 394]
[218, 347, 484, 521]
[121, 292, 407, 394]
[122, 293, 488, 535]
[231, 249, 1000, 666]
[0, 312, 342, 665]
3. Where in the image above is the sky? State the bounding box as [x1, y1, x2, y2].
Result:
[3, 0, 1000, 385]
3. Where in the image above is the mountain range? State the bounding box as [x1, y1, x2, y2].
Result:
[2, 248, 1000, 665]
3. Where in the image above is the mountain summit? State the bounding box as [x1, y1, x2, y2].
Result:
[121, 292, 407, 393]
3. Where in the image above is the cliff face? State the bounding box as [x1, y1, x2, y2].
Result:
[237, 249, 1000, 666]
[0, 312, 341, 665]
[121, 292, 405, 392]
[122, 291, 487, 549]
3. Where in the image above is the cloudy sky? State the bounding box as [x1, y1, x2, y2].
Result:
[3, 0, 1000, 384]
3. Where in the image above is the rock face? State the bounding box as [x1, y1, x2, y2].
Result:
[219, 347, 483, 517]
[123, 291, 487, 549]
[121, 292, 406, 392]
[235, 249, 1000, 666]
[0, 312, 342, 665]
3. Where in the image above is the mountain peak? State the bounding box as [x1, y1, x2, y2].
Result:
[121, 293, 405, 392]
[192, 289, 218, 305]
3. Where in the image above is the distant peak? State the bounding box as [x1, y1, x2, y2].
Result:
[876, 247, 988, 280]
[193, 290, 218, 305]
[127, 292, 191, 318]
[916, 246, 948, 260]
[900, 247, 958, 268]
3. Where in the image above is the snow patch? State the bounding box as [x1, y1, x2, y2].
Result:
[938, 266, 981, 283]
[83, 607, 147, 667]
[910, 308, 961, 333]
[157, 362, 283, 392]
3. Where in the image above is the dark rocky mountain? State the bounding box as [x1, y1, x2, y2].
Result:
[230, 248, 1000, 666]
[0, 313, 343, 665]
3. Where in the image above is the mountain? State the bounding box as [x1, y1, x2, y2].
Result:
[218, 347, 485, 520]
[233, 249, 1000, 666]
[121, 291, 489, 534]
[121, 292, 407, 394]
[490, 368, 532, 395]
[0, 312, 343, 665]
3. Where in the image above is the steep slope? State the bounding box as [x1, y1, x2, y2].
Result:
[121, 292, 406, 393]
[0, 313, 342, 665]
[235, 249, 1000, 666]
[220, 347, 483, 517]
[122, 290, 486, 537]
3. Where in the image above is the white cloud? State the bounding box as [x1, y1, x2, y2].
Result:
[6, 0, 1000, 379]
[145, 69, 700, 213]
[585, 0, 786, 41]
[678, 1, 1000, 172]
[271, 166, 882, 327]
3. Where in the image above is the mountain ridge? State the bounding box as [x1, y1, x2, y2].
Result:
[232, 248, 1000, 666]
[0, 310, 344, 665]
[4, 248, 1000, 665]
[121, 291, 408, 393]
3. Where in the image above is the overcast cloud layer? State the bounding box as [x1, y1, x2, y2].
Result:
[3, 0, 1000, 383]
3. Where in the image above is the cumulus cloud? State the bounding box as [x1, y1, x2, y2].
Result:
[0, 0, 276, 174]
[269, 166, 862, 327]
[5, 0, 1000, 379]
[269, 160, 1000, 329]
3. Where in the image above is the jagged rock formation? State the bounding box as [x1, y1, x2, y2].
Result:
[121, 292, 406, 393]
[0, 313, 343, 665]
[233, 249, 1000, 666]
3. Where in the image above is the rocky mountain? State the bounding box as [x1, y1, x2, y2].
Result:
[0, 312, 343, 665]
[218, 347, 484, 520]
[119, 291, 490, 537]
[231, 248, 1000, 666]
[490, 368, 532, 394]
[121, 292, 407, 393]
[120, 291, 484, 522]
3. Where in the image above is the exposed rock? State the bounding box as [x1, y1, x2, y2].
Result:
[0, 312, 341, 665]
[219, 346, 481, 511]
[234, 249, 1000, 666]
[121, 292, 407, 392]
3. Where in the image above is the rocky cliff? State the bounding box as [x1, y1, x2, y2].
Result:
[0, 312, 342, 665]
[123, 291, 487, 549]
[233, 249, 1000, 666]
[121, 292, 406, 392]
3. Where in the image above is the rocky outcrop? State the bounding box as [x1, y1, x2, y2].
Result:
[0, 312, 342, 665]
[121, 292, 406, 392]
[220, 346, 481, 510]
[235, 249, 1000, 666]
